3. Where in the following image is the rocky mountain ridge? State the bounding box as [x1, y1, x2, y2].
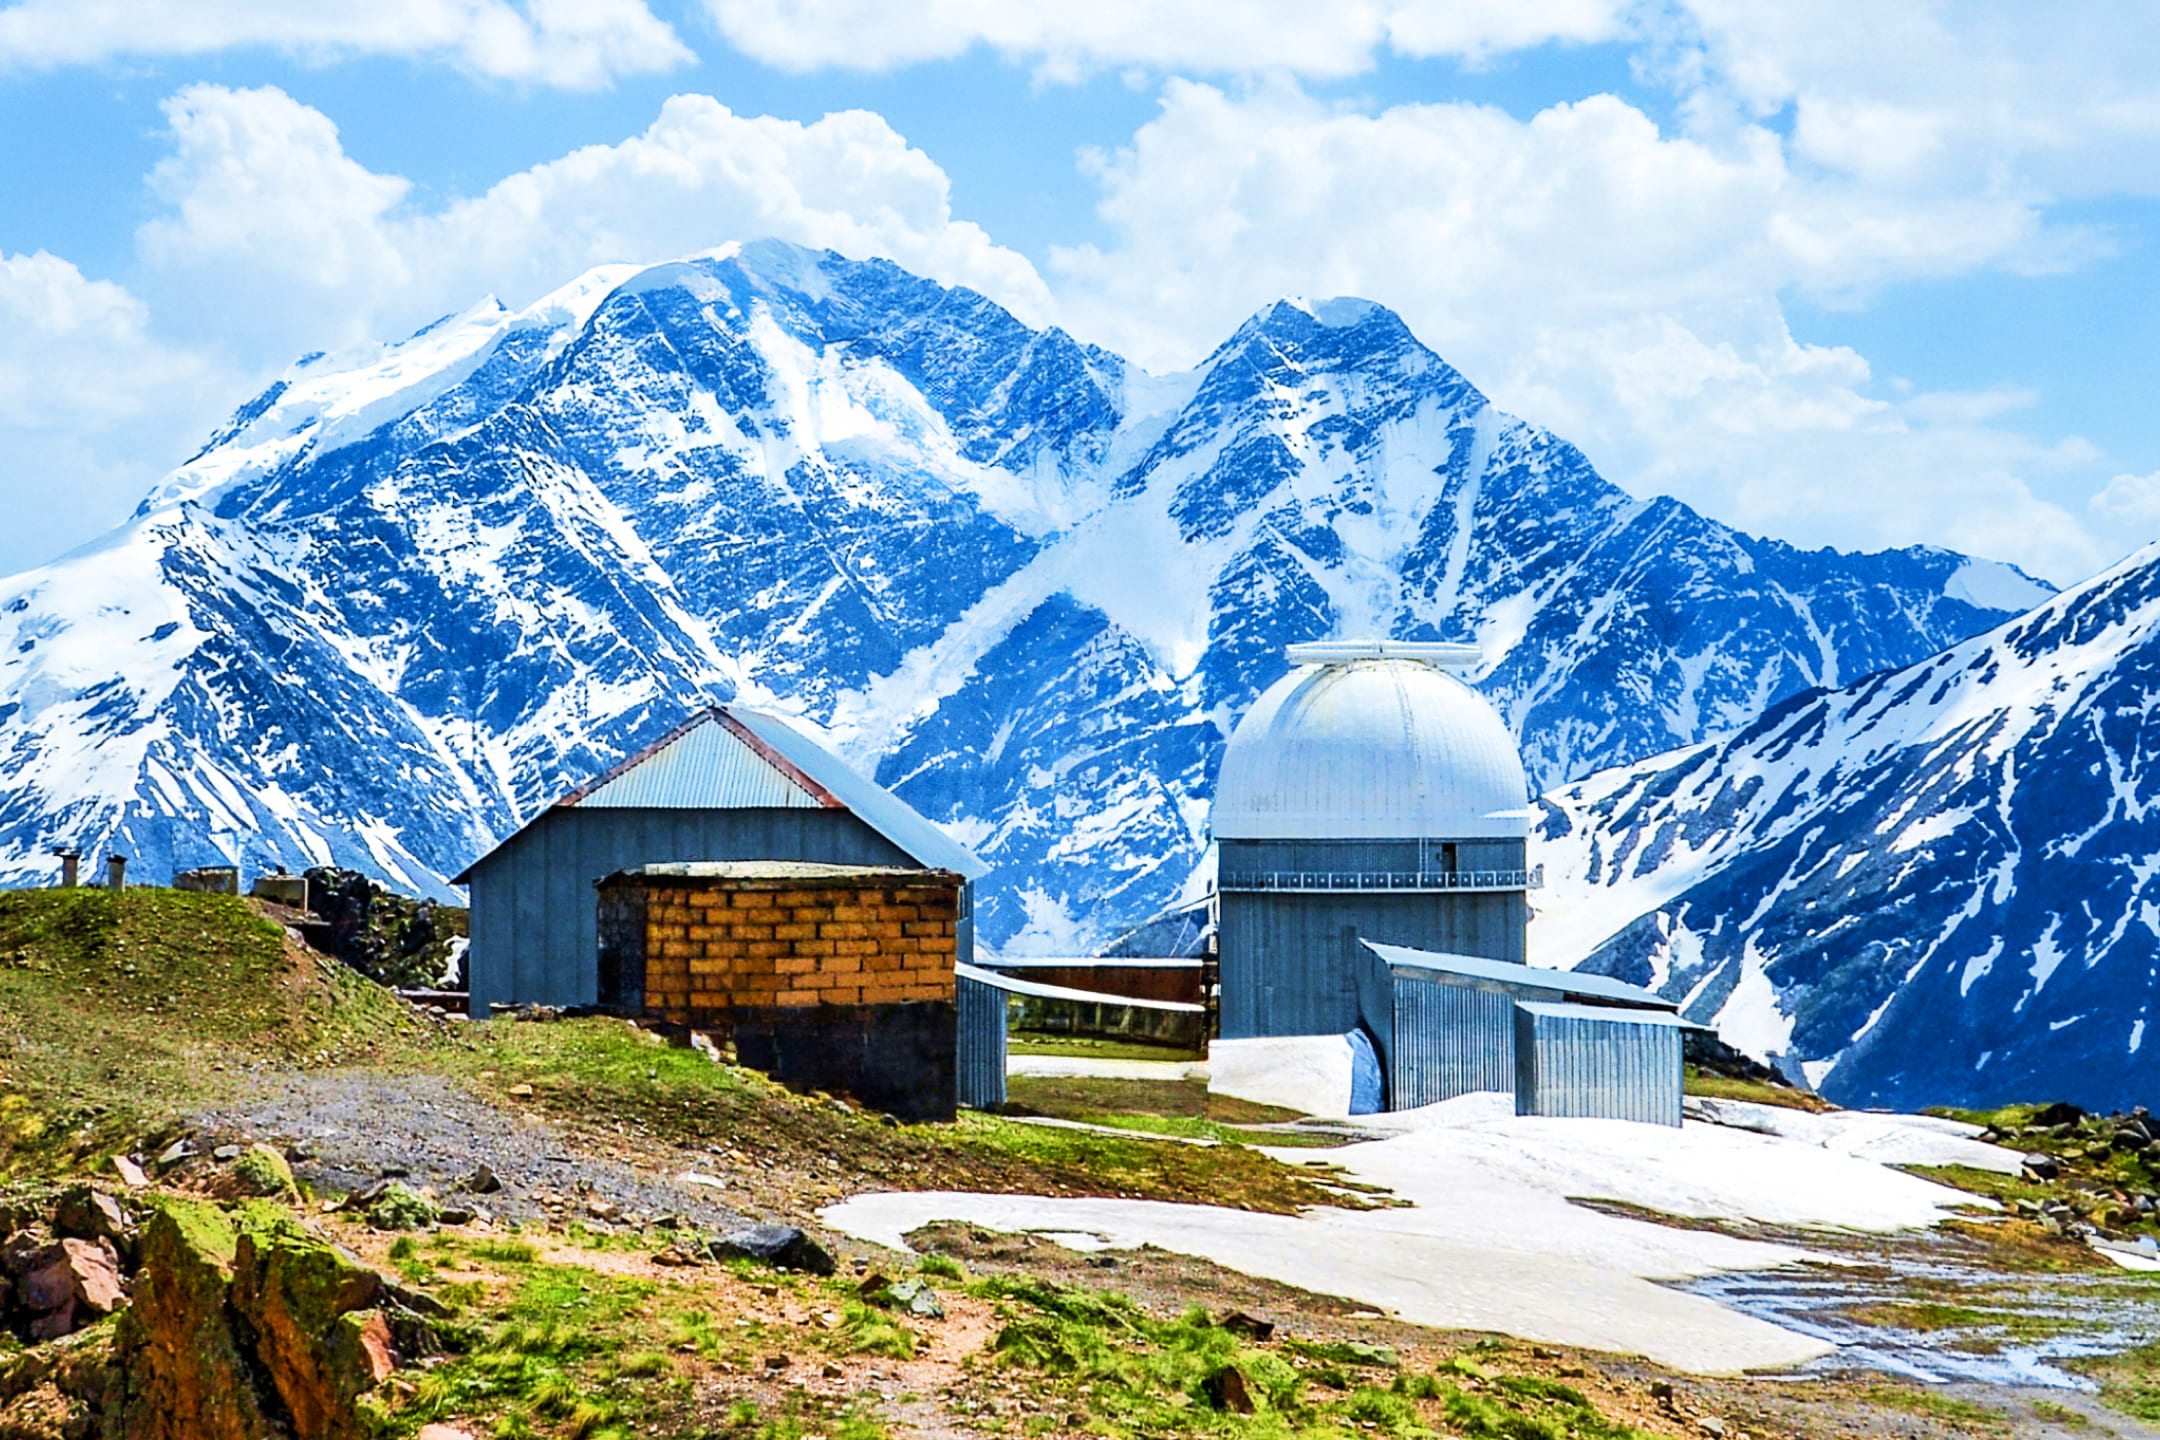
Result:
[1536, 543, 2160, 1109]
[0, 240, 2050, 954]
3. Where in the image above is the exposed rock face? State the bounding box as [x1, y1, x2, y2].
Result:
[105, 1201, 405, 1440]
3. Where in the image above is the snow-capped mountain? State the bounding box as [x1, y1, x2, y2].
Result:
[1536, 544, 2160, 1111]
[0, 241, 2048, 953]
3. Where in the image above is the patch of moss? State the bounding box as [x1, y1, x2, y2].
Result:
[230, 1143, 297, 1200]
[363, 1182, 440, 1231]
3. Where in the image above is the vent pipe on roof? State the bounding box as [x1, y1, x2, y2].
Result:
[1285, 639, 1481, 669]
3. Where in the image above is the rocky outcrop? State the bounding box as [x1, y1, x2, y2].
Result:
[98, 1200, 434, 1440]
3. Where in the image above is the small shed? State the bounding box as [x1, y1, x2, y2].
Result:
[1355, 940, 1678, 1113]
[1513, 1001, 1685, 1127]
[598, 861, 963, 1121]
[455, 706, 987, 1016]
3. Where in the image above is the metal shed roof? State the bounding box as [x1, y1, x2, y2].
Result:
[452, 705, 987, 883]
[1513, 999, 1689, 1027]
[1360, 939, 1675, 1010]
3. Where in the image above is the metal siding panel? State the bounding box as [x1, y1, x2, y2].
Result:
[955, 972, 1008, 1109]
[1388, 973, 1519, 1108]
[1513, 1005, 1683, 1125]
[578, 721, 818, 809]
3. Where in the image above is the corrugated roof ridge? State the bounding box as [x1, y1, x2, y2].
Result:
[713, 708, 846, 810]
[554, 706, 731, 808]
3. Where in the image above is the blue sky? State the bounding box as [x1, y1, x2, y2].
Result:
[2, 1, 2158, 585]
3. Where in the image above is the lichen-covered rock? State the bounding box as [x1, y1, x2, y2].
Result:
[360, 1183, 437, 1232]
[0, 1316, 117, 1440]
[230, 1209, 388, 1440]
[103, 1201, 269, 1440]
[226, 1147, 296, 1202]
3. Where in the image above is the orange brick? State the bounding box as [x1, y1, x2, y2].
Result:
[686, 890, 721, 908]
[825, 954, 862, 974]
[885, 937, 919, 955]
[792, 907, 831, 924]
[730, 891, 766, 908]
[770, 890, 816, 909]
[869, 920, 903, 940]
[860, 984, 905, 1004]
[773, 923, 814, 941]
[867, 953, 905, 972]
[659, 940, 690, 959]
[776, 954, 817, 975]
[883, 905, 920, 923]
[825, 938, 871, 957]
[902, 921, 944, 938]
[821, 921, 872, 940]
[825, 985, 861, 1005]
[795, 939, 835, 957]
[742, 907, 785, 925]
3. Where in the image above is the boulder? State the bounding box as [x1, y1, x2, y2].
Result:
[104, 1201, 271, 1440]
[232, 1210, 390, 1439]
[23, 1237, 126, 1339]
[2023, 1153, 2061, 1180]
[706, 1224, 836, 1276]
[105, 1200, 413, 1440]
[54, 1186, 132, 1250]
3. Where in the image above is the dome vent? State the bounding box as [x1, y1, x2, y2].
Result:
[1213, 642, 1529, 841]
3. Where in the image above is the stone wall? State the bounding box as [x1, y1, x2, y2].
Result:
[638, 876, 959, 1024]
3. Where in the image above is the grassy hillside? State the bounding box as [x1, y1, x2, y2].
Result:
[0, 886, 424, 1169]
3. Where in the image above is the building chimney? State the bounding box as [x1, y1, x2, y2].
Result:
[106, 855, 126, 894]
[53, 847, 79, 888]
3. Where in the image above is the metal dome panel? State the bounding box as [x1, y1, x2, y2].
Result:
[1213, 655, 1530, 840]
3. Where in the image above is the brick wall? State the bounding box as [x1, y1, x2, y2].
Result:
[635, 875, 959, 1024]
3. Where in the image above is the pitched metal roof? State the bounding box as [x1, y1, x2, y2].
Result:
[452, 705, 987, 883]
[1360, 939, 1675, 1010]
[1513, 999, 1689, 1028]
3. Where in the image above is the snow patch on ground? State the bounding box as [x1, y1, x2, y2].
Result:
[825, 1096, 1992, 1375]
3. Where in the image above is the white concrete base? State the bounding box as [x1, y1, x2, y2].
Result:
[1207, 1035, 1353, 1117]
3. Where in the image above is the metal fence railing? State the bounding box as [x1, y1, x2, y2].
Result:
[1220, 865, 1541, 893]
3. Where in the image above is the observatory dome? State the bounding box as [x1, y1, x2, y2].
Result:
[1213, 643, 1530, 841]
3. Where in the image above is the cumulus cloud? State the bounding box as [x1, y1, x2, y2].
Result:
[703, 0, 1628, 79]
[135, 84, 1052, 362]
[0, 253, 231, 575]
[1048, 80, 2105, 581]
[2089, 471, 2160, 538]
[0, 0, 690, 88]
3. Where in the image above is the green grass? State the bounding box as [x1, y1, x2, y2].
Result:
[1838, 1299, 2094, 1352]
[2073, 1337, 2160, 1422]
[1007, 1032, 1203, 1062]
[1681, 1068, 1834, 1112]
[0, 887, 425, 1172]
[447, 1017, 1369, 1213]
[966, 1275, 1650, 1440]
[1857, 1384, 2010, 1429]
[2030, 1400, 2092, 1429]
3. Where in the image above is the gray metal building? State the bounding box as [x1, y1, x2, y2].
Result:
[1356, 939, 1678, 1112]
[1212, 641, 1536, 1039]
[954, 963, 1011, 1111]
[1513, 1001, 1685, 1127]
[456, 705, 986, 1016]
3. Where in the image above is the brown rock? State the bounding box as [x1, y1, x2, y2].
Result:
[23, 1236, 126, 1337]
[113, 1154, 150, 1188]
[104, 1201, 272, 1440]
[232, 1213, 388, 1439]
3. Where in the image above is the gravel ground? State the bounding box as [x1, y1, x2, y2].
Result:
[188, 1069, 754, 1233]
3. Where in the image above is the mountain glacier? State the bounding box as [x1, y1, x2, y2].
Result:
[0, 240, 2049, 957]
[1536, 544, 2160, 1110]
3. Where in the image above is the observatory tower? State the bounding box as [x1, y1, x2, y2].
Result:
[1211, 640, 1533, 1039]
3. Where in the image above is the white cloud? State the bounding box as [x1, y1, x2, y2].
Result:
[1048, 80, 2105, 581]
[2090, 471, 2160, 538]
[135, 84, 1052, 362]
[704, 0, 1628, 79]
[0, 253, 230, 575]
[0, 0, 690, 88]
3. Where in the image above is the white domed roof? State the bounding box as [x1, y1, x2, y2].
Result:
[1213, 653, 1530, 840]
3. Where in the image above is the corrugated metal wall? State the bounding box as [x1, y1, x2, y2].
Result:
[465, 806, 954, 1015]
[1217, 877, 1529, 1037]
[1512, 1003, 1684, 1126]
[1389, 971, 1521, 1108]
[955, 971, 1008, 1110]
